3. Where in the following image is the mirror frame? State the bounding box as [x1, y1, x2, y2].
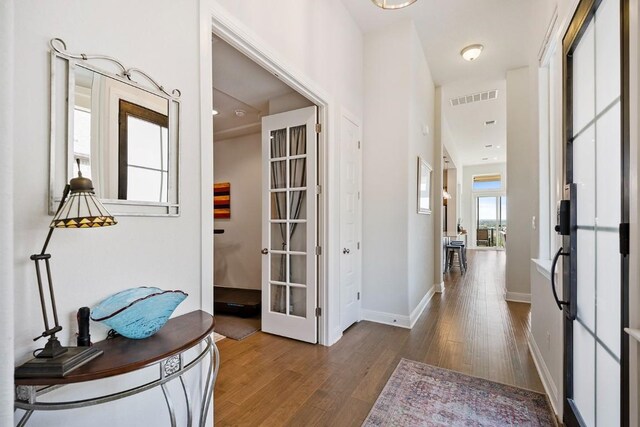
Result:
[49, 38, 181, 217]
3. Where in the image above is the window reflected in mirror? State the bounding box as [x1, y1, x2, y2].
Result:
[118, 100, 169, 203]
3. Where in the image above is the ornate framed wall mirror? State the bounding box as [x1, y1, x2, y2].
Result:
[49, 38, 181, 216]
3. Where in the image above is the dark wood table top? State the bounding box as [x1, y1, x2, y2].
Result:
[16, 310, 215, 386]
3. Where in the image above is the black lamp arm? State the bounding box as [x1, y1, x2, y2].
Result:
[29, 183, 70, 350]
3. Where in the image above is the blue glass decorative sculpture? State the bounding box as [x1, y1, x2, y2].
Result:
[91, 287, 188, 339]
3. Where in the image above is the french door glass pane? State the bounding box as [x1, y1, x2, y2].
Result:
[270, 129, 286, 158]
[289, 125, 306, 155]
[290, 191, 307, 219]
[270, 223, 287, 251]
[290, 223, 306, 253]
[270, 284, 286, 314]
[290, 158, 307, 187]
[577, 229, 596, 329]
[290, 254, 306, 285]
[572, 21, 595, 134]
[270, 161, 286, 189]
[596, 230, 621, 356]
[595, 0, 621, 113]
[270, 254, 286, 282]
[289, 287, 306, 317]
[573, 125, 596, 227]
[270, 193, 286, 220]
[595, 104, 621, 228]
[596, 345, 620, 426]
[573, 321, 596, 427]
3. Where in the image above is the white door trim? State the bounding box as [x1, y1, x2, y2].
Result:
[200, 6, 332, 345]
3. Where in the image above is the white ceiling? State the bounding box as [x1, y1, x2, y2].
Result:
[341, 0, 529, 167]
[341, 0, 532, 85]
[442, 79, 507, 166]
[212, 36, 296, 140]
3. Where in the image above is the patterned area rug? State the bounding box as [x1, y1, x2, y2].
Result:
[363, 359, 556, 427]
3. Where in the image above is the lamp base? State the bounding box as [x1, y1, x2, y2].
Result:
[15, 347, 103, 378]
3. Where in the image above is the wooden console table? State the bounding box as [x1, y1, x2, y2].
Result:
[15, 310, 218, 427]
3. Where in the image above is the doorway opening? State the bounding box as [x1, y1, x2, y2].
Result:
[211, 32, 325, 344]
[475, 194, 507, 249]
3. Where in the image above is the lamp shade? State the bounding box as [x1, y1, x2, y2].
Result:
[371, 0, 417, 10]
[50, 173, 117, 228]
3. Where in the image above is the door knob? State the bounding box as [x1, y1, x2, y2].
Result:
[261, 248, 269, 255]
[343, 248, 350, 254]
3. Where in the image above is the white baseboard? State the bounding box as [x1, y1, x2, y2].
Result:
[327, 327, 343, 346]
[505, 291, 531, 303]
[362, 284, 437, 329]
[435, 281, 445, 293]
[361, 309, 411, 328]
[526, 330, 561, 417]
[409, 285, 435, 328]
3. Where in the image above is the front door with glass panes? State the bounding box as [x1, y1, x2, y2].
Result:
[261, 106, 318, 344]
[561, 0, 629, 425]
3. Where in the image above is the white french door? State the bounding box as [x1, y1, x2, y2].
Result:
[261, 106, 318, 344]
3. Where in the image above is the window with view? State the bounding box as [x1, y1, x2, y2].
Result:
[472, 174, 502, 191]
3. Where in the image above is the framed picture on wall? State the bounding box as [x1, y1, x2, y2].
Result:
[417, 157, 432, 215]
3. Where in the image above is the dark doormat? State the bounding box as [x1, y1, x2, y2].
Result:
[214, 286, 261, 317]
[214, 314, 261, 341]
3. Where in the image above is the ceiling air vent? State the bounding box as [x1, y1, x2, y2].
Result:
[450, 89, 498, 107]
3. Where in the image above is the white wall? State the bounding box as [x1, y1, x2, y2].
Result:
[206, 0, 364, 344]
[362, 19, 436, 326]
[0, 0, 14, 424]
[214, 133, 262, 290]
[506, 67, 536, 300]
[407, 23, 436, 314]
[13, 1, 207, 426]
[460, 162, 507, 248]
[362, 20, 411, 318]
[530, 262, 563, 415]
[268, 92, 313, 115]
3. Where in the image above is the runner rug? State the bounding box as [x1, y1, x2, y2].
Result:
[363, 359, 556, 427]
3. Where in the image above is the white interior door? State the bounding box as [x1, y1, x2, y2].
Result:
[261, 106, 317, 343]
[339, 115, 361, 331]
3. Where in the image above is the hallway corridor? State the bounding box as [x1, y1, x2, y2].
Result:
[213, 249, 544, 426]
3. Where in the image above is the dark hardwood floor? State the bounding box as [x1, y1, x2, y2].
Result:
[213, 249, 544, 426]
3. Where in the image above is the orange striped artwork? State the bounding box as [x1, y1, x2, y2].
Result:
[214, 182, 230, 219]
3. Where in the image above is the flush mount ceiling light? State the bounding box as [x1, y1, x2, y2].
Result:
[461, 44, 484, 61]
[371, 0, 418, 10]
[212, 109, 219, 116]
[234, 109, 246, 117]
